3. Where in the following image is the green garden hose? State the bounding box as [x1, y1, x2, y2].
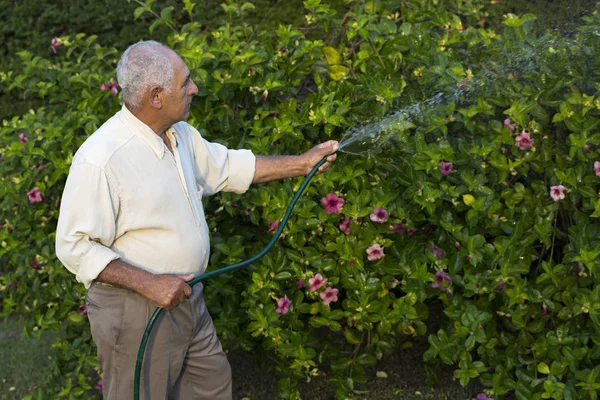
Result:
[133, 154, 332, 400]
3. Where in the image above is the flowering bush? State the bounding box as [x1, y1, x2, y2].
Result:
[2, 0, 600, 399]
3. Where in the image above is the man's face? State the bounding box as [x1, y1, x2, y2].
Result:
[162, 50, 198, 124]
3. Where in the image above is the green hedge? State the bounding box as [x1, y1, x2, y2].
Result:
[0, 0, 308, 120]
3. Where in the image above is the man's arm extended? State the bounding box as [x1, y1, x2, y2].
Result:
[96, 140, 339, 309]
[97, 259, 194, 311]
[252, 140, 338, 184]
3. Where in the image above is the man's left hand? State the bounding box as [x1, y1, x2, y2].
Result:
[301, 140, 338, 176]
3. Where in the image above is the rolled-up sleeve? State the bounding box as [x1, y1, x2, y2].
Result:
[55, 162, 121, 288]
[186, 125, 256, 195]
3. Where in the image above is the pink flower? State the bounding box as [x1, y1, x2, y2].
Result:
[268, 220, 279, 233]
[503, 118, 515, 134]
[27, 187, 43, 203]
[30, 259, 41, 270]
[550, 185, 566, 201]
[429, 243, 444, 259]
[496, 282, 504, 291]
[95, 379, 103, 391]
[389, 223, 405, 234]
[275, 296, 292, 315]
[515, 131, 533, 150]
[309, 273, 327, 292]
[594, 161, 600, 177]
[406, 228, 417, 236]
[320, 287, 339, 305]
[370, 207, 390, 223]
[321, 193, 344, 214]
[366, 243, 385, 261]
[473, 394, 493, 400]
[431, 271, 452, 293]
[297, 279, 305, 289]
[100, 82, 119, 97]
[19, 133, 28, 143]
[50, 37, 62, 53]
[440, 161, 453, 176]
[78, 304, 88, 316]
[339, 217, 351, 234]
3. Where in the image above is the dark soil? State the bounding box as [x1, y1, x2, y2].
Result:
[229, 340, 482, 400]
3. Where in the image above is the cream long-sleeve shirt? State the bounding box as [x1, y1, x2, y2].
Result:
[55, 105, 256, 288]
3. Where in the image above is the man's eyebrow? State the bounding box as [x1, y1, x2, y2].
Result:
[181, 72, 191, 87]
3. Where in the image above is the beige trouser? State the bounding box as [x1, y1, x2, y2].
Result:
[86, 281, 232, 400]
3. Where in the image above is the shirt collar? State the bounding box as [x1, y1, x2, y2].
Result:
[118, 105, 177, 159]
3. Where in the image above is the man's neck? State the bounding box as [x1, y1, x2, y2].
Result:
[160, 130, 174, 154]
[125, 104, 171, 138]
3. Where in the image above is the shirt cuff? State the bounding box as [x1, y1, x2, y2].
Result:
[226, 149, 256, 194]
[76, 242, 121, 289]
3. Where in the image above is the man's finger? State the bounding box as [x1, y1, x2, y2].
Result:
[318, 140, 339, 152]
[183, 284, 192, 297]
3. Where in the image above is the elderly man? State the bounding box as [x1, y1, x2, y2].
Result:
[55, 40, 337, 400]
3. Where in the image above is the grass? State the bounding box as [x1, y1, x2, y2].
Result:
[0, 316, 61, 400]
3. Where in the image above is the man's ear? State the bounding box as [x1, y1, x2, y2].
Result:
[148, 86, 163, 110]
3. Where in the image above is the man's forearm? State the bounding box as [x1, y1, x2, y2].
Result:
[96, 260, 195, 310]
[96, 259, 155, 296]
[252, 141, 338, 184]
[252, 155, 309, 184]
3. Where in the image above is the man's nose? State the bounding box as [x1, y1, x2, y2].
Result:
[189, 80, 198, 96]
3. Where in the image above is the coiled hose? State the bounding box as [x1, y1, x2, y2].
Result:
[134, 154, 332, 400]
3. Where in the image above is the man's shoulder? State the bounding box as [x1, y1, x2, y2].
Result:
[73, 114, 134, 168]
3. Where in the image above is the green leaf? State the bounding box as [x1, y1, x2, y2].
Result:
[502, 13, 537, 27]
[343, 328, 361, 344]
[148, 18, 164, 33]
[67, 312, 85, 325]
[274, 271, 292, 280]
[160, 6, 174, 23]
[322, 46, 342, 65]
[537, 362, 550, 375]
[134, 6, 147, 20]
[183, 0, 196, 17]
[356, 353, 377, 366]
[331, 357, 353, 371]
[328, 65, 349, 81]
[241, 2, 255, 11]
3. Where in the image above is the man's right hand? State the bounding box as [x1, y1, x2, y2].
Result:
[143, 274, 195, 311]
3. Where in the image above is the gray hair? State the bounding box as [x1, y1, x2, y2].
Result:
[116, 40, 175, 109]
